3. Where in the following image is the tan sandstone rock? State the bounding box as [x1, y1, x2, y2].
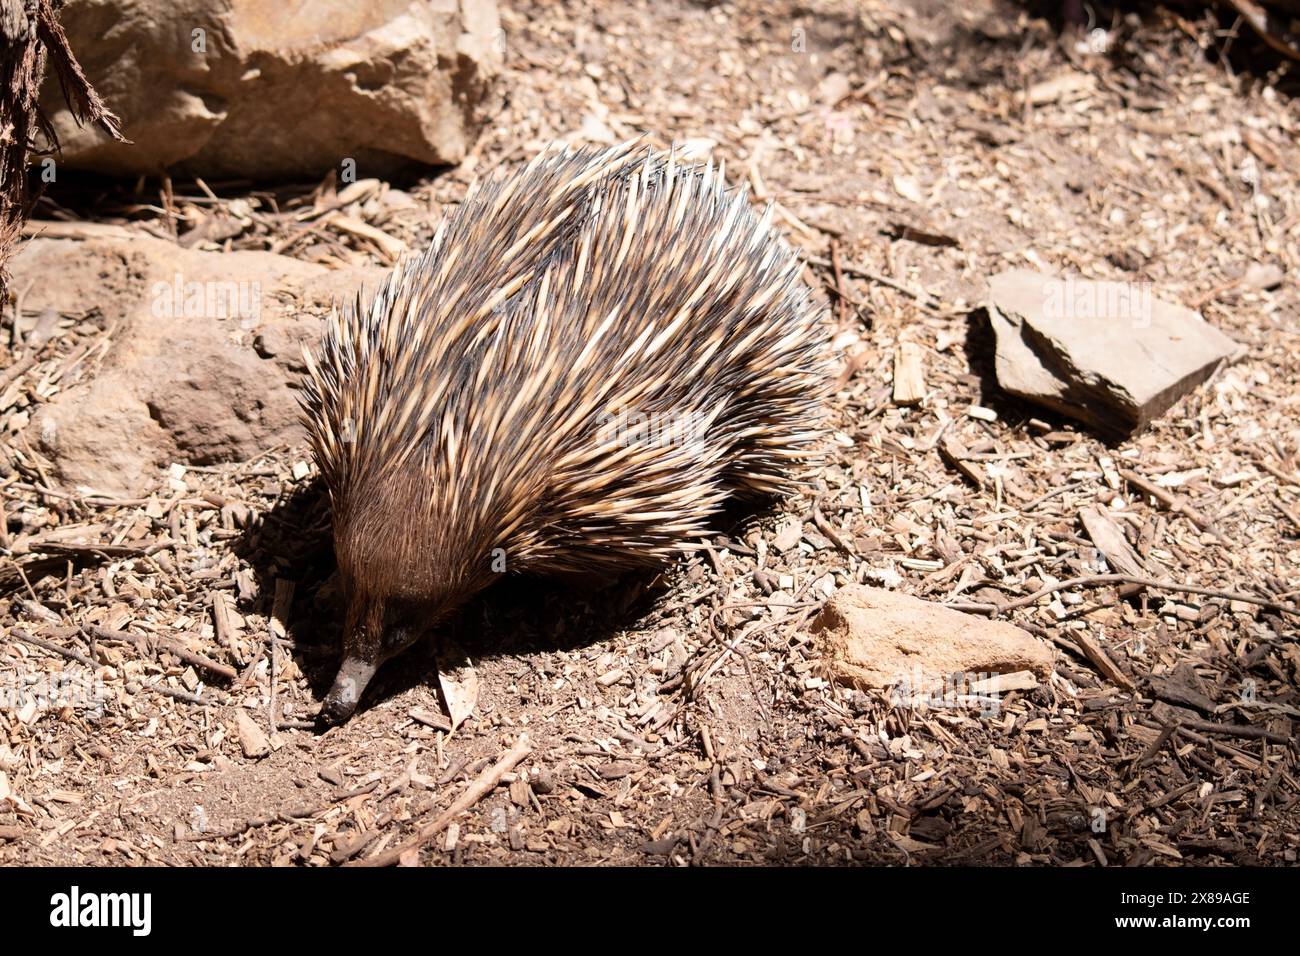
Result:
[987, 268, 1243, 436]
[41, 0, 502, 179]
[12, 235, 384, 494]
[810, 585, 1054, 689]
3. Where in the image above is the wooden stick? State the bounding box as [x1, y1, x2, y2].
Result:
[138, 680, 216, 707]
[352, 735, 532, 867]
[1254, 457, 1300, 488]
[804, 253, 936, 305]
[1120, 469, 1220, 535]
[1274, 497, 1300, 535]
[10, 627, 94, 666]
[0, 353, 38, 393]
[1072, 631, 1136, 691]
[946, 573, 1298, 618]
[1179, 718, 1291, 744]
[87, 625, 237, 681]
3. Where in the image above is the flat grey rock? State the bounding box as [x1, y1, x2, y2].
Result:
[987, 268, 1244, 435]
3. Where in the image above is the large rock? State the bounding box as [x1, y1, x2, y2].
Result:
[809, 585, 1054, 690]
[12, 235, 383, 494]
[987, 268, 1243, 436]
[41, 0, 501, 180]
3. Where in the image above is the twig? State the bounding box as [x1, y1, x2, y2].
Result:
[1145, 780, 1200, 810]
[947, 573, 1297, 617]
[183, 780, 380, 842]
[352, 735, 532, 867]
[137, 680, 216, 707]
[804, 253, 937, 305]
[1120, 469, 1220, 536]
[10, 626, 93, 666]
[85, 625, 237, 681]
[1132, 721, 1179, 773]
[1178, 718, 1291, 744]
[1253, 457, 1300, 488]
[1021, 480, 1084, 511]
[0, 352, 37, 393]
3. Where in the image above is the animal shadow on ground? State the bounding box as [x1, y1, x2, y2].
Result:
[234, 475, 778, 723]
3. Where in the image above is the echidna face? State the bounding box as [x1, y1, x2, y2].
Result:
[318, 578, 445, 725]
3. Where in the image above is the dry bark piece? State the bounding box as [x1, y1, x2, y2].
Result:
[809, 585, 1054, 689]
[324, 213, 407, 265]
[1072, 631, 1136, 691]
[987, 268, 1244, 436]
[1079, 505, 1146, 576]
[437, 644, 480, 732]
[234, 710, 271, 759]
[892, 342, 926, 405]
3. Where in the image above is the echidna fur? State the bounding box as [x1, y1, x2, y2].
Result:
[301, 140, 831, 723]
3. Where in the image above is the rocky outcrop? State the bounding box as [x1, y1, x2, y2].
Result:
[40, 0, 502, 180]
[12, 235, 383, 494]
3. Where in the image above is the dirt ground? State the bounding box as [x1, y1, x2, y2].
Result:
[1, 0, 1298, 866]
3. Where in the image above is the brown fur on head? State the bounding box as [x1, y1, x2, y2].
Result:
[317, 467, 498, 724]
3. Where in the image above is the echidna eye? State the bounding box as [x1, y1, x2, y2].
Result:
[383, 599, 428, 634]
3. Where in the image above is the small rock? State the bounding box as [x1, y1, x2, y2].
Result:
[987, 268, 1243, 435]
[1240, 262, 1284, 291]
[808, 585, 1053, 690]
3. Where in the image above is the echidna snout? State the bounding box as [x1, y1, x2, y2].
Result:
[318, 584, 447, 725]
[319, 655, 378, 725]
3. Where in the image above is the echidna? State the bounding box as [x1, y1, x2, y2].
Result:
[301, 141, 829, 724]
